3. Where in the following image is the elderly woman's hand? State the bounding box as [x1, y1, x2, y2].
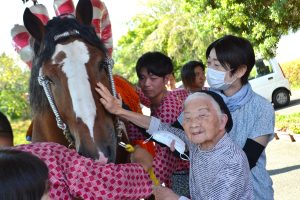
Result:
[95, 82, 122, 115]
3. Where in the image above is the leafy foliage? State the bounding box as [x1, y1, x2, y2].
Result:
[0, 53, 30, 119]
[113, 0, 300, 81]
[281, 59, 300, 88]
[11, 119, 31, 145]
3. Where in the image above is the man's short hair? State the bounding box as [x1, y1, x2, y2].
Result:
[136, 51, 173, 78]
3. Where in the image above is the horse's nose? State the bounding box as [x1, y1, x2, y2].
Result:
[78, 144, 99, 160]
[101, 144, 116, 163]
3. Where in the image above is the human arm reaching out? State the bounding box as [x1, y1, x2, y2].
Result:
[96, 82, 151, 129]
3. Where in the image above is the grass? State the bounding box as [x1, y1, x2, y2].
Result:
[275, 113, 300, 134]
[291, 85, 300, 90]
[11, 119, 31, 145]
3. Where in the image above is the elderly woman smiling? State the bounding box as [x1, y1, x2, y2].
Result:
[96, 83, 253, 200]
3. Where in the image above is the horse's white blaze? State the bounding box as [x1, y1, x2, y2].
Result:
[52, 41, 96, 141]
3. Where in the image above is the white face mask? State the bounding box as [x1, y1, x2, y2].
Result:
[206, 68, 235, 91]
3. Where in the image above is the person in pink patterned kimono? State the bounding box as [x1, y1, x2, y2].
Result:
[8, 142, 153, 200]
[133, 51, 190, 196]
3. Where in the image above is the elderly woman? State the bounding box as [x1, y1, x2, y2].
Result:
[96, 83, 253, 200]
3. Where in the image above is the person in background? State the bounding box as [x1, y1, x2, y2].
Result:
[181, 60, 206, 93]
[134, 51, 190, 196]
[6, 142, 154, 199]
[166, 72, 177, 91]
[0, 111, 13, 147]
[96, 83, 253, 200]
[205, 35, 275, 199]
[0, 149, 50, 200]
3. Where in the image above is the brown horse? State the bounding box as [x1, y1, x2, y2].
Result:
[23, 0, 129, 163]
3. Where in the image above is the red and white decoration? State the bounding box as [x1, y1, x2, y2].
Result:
[29, 4, 50, 24]
[12, 0, 113, 68]
[91, 0, 113, 56]
[11, 24, 34, 68]
[53, 0, 75, 16]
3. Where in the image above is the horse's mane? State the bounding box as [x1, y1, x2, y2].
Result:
[29, 16, 107, 114]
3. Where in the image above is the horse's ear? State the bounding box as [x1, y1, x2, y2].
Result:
[75, 0, 93, 25]
[23, 8, 45, 42]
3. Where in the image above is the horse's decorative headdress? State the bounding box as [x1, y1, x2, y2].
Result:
[13, 0, 113, 68]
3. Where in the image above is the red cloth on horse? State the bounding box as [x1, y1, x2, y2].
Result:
[13, 142, 152, 200]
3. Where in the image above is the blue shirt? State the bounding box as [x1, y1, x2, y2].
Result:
[229, 91, 275, 200]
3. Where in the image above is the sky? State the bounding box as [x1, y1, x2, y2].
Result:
[1, 0, 299, 64]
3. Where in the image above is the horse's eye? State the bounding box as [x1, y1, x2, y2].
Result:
[45, 76, 54, 85]
[100, 61, 106, 71]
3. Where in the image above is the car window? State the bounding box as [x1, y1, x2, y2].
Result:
[248, 59, 274, 80]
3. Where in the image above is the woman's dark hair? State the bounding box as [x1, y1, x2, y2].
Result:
[136, 51, 173, 78]
[0, 112, 13, 140]
[0, 149, 49, 200]
[206, 35, 255, 85]
[181, 60, 205, 89]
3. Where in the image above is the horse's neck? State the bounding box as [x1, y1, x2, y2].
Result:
[31, 111, 69, 147]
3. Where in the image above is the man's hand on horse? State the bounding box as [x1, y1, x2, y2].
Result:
[96, 82, 122, 115]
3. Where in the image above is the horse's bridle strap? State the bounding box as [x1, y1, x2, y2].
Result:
[38, 70, 75, 148]
[102, 57, 128, 139]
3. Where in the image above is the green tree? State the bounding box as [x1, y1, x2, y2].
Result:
[0, 53, 30, 119]
[113, 9, 162, 83]
[187, 0, 300, 57]
[113, 0, 300, 81]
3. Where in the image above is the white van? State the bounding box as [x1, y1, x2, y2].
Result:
[248, 58, 291, 108]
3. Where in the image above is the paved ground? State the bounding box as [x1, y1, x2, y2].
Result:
[266, 138, 300, 200]
[265, 89, 300, 199]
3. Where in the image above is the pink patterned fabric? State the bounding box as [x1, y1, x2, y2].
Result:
[137, 88, 190, 186]
[13, 142, 152, 200]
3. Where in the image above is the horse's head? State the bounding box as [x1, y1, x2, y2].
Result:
[24, 0, 117, 162]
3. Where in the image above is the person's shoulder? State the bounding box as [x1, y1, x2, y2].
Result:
[251, 92, 274, 111]
[169, 88, 189, 98]
[164, 89, 188, 106]
[171, 88, 188, 93]
[227, 147, 249, 171]
[14, 142, 68, 153]
[225, 136, 248, 164]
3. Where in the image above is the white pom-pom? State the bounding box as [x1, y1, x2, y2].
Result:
[29, 4, 50, 25]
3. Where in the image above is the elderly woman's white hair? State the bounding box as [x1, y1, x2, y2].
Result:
[183, 91, 233, 132]
[184, 92, 222, 115]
